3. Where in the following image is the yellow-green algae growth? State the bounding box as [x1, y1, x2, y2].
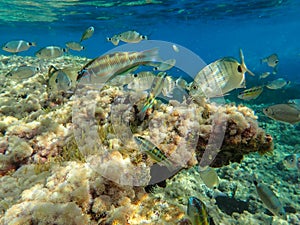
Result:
[1, 54, 294, 225]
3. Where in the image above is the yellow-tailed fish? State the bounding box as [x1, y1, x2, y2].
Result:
[199, 167, 219, 189]
[253, 177, 286, 218]
[263, 103, 300, 124]
[237, 86, 264, 101]
[48, 65, 72, 93]
[80, 26, 94, 42]
[266, 78, 290, 90]
[283, 154, 300, 171]
[77, 48, 160, 82]
[65, 41, 85, 51]
[35, 46, 67, 59]
[117, 30, 147, 43]
[189, 49, 254, 99]
[138, 72, 167, 120]
[261, 53, 279, 68]
[2, 40, 36, 53]
[133, 135, 173, 170]
[106, 35, 120, 46]
[187, 196, 210, 225]
[259, 72, 271, 79]
[6, 65, 40, 79]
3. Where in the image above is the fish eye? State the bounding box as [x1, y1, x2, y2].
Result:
[275, 60, 279, 64]
[55, 78, 59, 83]
[237, 65, 242, 73]
[192, 84, 197, 90]
[133, 73, 138, 77]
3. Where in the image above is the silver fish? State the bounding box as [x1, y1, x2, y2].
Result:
[80, 26, 94, 42]
[261, 53, 279, 68]
[2, 40, 36, 53]
[263, 103, 300, 124]
[6, 65, 40, 79]
[106, 35, 120, 46]
[266, 78, 289, 90]
[65, 41, 85, 51]
[254, 178, 286, 218]
[259, 72, 271, 79]
[35, 46, 67, 59]
[199, 167, 219, 189]
[189, 49, 254, 99]
[283, 154, 300, 171]
[48, 65, 72, 92]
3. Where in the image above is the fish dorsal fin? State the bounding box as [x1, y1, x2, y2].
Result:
[48, 65, 58, 78]
[239, 49, 255, 76]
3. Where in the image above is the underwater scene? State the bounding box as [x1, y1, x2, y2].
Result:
[0, 0, 300, 224]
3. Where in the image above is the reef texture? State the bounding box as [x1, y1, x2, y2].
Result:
[0, 55, 282, 225]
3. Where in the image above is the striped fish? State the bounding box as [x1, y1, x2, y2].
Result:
[189, 49, 254, 99]
[138, 72, 167, 120]
[133, 135, 173, 170]
[77, 48, 160, 81]
[187, 197, 210, 225]
[237, 86, 264, 101]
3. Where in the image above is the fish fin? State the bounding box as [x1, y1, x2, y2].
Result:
[141, 48, 161, 63]
[239, 49, 255, 76]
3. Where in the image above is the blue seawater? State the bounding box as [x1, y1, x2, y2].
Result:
[0, 1, 299, 224]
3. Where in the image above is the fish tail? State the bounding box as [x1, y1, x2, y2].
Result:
[140, 48, 161, 63]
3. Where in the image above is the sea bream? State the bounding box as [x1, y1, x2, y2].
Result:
[189, 49, 254, 99]
[283, 154, 300, 171]
[77, 48, 160, 82]
[261, 53, 279, 68]
[2, 40, 36, 53]
[266, 78, 290, 90]
[253, 177, 286, 218]
[107, 30, 147, 45]
[263, 103, 300, 124]
[35, 46, 67, 59]
[6, 65, 40, 80]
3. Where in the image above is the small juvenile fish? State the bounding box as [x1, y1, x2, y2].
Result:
[253, 178, 286, 218]
[6, 65, 40, 79]
[288, 99, 300, 110]
[133, 135, 173, 170]
[118, 30, 148, 43]
[35, 46, 67, 59]
[259, 72, 271, 79]
[2, 40, 36, 53]
[127, 71, 156, 91]
[237, 86, 264, 101]
[266, 78, 290, 90]
[189, 49, 254, 99]
[175, 77, 188, 90]
[283, 154, 300, 171]
[77, 48, 160, 82]
[153, 58, 176, 71]
[65, 41, 85, 51]
[263, 103, 300, 124]
[199, 167, 219, 189]
[261, 53, 279, 68]
[138, 72, 167, 120]
[48, 65, 72, 92]
[187, 196, 210, 225]
[80, 26, 94, 42]
[106, 35, 120, 46]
